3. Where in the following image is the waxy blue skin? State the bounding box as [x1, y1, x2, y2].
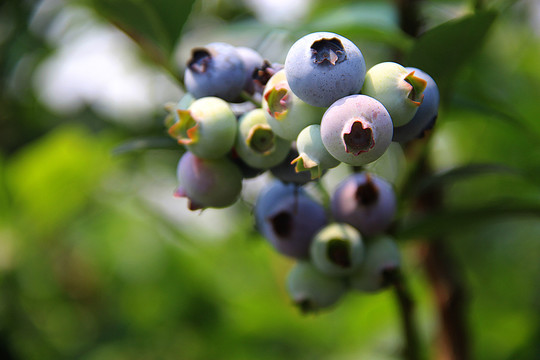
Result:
[392, 67, 440, 143]
[254, 181, 328, 259]
[331, 172, 396, 236]
[185, 42, 245, 102]
[236, 46, 265, 95]
[285, 32, 366, 107]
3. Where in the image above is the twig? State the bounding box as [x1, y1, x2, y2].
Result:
[384, 269, 422, 360]
[420, 241, 470, 360]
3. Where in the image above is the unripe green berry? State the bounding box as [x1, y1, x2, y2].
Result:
[310, 223, 364, 276]
[349, 236, 401, 293]
[292, 125, 340, 179]
[286, 261, 348, 313]
[362, 62, 427, 127]
[168, 97, 237, 159]
[262, 70, 324, 141]
[235, 109, 291, 169]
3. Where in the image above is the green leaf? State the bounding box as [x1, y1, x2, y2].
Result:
[397, 200, 540, 239]
[405, 10, 498, 96]
[6, 125, 113, 235]
[303, 2, 413, 51]
[77, 0, 196, 67]
[404, 163, 521, 199]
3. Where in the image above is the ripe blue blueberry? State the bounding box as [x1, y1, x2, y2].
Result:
[331, 172, 396, 236]
[392, 67, 440, 143]
[361, 62, 427, 127]
[254, 181, 327, 259]
[286, 261, 348, 313]
[176, 151, 243, 210]
[184, 42, 245, 102]
[285, 32, 366, 107]
[320, 94, 393, 166]
[168, 97, 237, 159]
[236, 46, 265, 95]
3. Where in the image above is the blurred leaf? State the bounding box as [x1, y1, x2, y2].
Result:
[451, 91, 540, 144]
[0, 154, 9, 218]
[304, 2, 412, 51]
[6, 125, 112, 235]
[406, 10, 498, 96]
[406, 163, 521, 199]
[112, 136, 179, 155]
[398, 200, 540, 239]
[77, 0, 196, 70]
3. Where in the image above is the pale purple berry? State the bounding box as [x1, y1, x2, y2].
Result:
[331, 172, 396, 236]
[320, 94, 393, 166]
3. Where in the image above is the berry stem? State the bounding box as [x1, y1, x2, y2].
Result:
[419, 241, 470, 360]
[241, 91, 262, 108]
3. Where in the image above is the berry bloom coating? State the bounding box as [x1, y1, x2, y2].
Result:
[362, 62, 427, 127]
[292, 124, 340, 179]
[176, 151, 243, 210]
[287, 261, 348, 313]
[310, 223, 364, 276]
[262, 70, 324, 141]
[270, 147, 314, 185]
[320, 94, 393, 166]
[331, 172, 396, 236]
[168, 97, 237, 159]
[349, 236, 401, 293]
[236, 46, 265, 95]
[254, 181, 327, 259]
[235, 109, 291, 169]
[285, 32, 366, 107]
[184, 42, 245, 102]
[393, 67, 440, 142]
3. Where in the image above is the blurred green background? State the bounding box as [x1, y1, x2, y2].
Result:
[1, 0, 540, 359]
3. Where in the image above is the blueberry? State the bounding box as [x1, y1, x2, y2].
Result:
[262, 69, 324, 141]
[269, 146, 314, 185]
[184, 42, 245, 102]
[320, 94, 393, 166]
[349, 236, 401, 293]
[310, 223, 364, 276]
[392, 67, 440, 143]
[292, 125, 340, 179]
[236, 46, 265, 95]
[168, 97, 237, 159]
[361, 62, 427, 127]
[331, 172, 396, 236]
[235, 108, 291, 169]
[254, 181, 327, 259]
[286, 261, 348, 313]
[175, 151, 243, 210]
[285, 32, 366, 107]
[252, 61, 284, 95]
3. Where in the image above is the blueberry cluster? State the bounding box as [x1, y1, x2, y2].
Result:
[166, 32, 439, 312]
